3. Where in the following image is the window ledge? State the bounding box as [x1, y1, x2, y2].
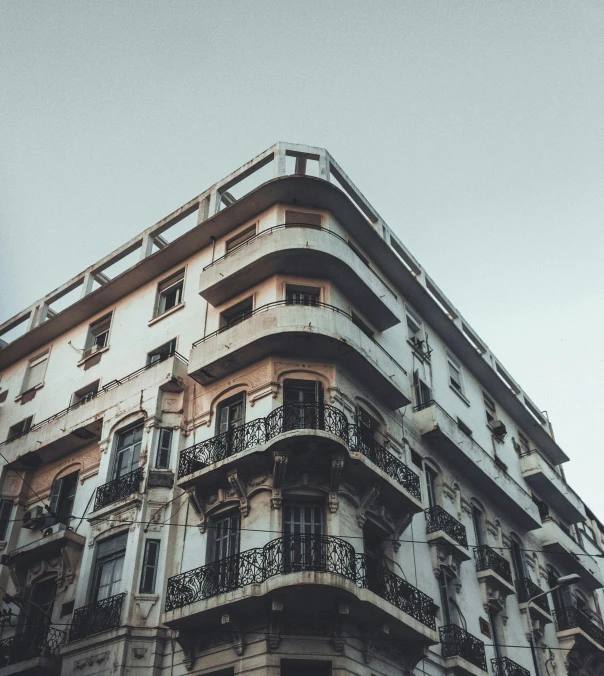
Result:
[449, 384, 471, 407]
[77, 345, 110, 368]
[148, 302, 185, 326]
[14, 382, 44, 402]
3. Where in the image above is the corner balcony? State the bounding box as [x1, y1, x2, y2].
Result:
[425, 505, 470, 562]
[474, 545, 515, 596]
[199, 223, 400, 330]
[0, 352, 188, 466]
[188, 302, 411, 409]
[413, 401, 541, 531]
[177, 402, 423, 518]
[520, 450, 584, 524]
[515, 577, 552, 625]
[491, 657, 530, 676]
[0, 626, 65, 676]
[68, 593, 126, 643]
[164, 534, 438, 645]
[554, 606, 604, 653]
[539, 518, 604, 590]
[439, 624, 487, 676]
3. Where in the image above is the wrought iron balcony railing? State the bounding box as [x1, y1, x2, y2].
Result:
[515, 577, 551, 614]
[177, 404, 421, 500]
[94, 467, 143, 511]
[69, 593, 126, 642]
[439, 624, 487, 671]
[474, 545, 513, 585]
[491, 657, 530, 676]
[425, 505, 468, 549]
[165, 534, 437, 630]
[554, 606, 604, 647]
[0, 626, 65, 667]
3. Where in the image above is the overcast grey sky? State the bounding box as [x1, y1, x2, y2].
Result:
[1, 1, 603, 514]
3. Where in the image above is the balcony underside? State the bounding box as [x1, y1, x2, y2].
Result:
[199, 226, 399, 330]
[163, 575, 438, 646]
[414, 405, 541, 531]
[443, 656, 487, 676]
[188, 306, 410, 409]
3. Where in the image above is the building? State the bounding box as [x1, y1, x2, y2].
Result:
[0, 142, 602, 676]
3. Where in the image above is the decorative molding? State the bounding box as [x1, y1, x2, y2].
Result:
[357, 486, 380, 528]
[227, 471, 249, 517]
[75, 651, 110, 670]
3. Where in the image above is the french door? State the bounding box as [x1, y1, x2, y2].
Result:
[283, 503, 324, 571]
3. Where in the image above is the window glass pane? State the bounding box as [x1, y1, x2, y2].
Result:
[156, 429, 172, 469]
[140, 540, 160, 593]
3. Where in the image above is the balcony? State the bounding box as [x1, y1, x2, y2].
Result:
[554, 606, 604, 652]
[474, 545, 515, 595]
[199, 223, 400, 331]
[0, 626, 64, 675]
[539, 518, 604, 590]
[68, 593, 126, 642]
[425, 505, 470, 562]
[164, 534, 438, 644]
[188, 302, 411, 409]
[413, 401, 541, 531]
[1, 352, 188, 467]
[177, 403, 422, 516]
[439, 624, 487, 675]
[93, 467, 143, 512]
[515, 577, 552, 624]
[491, 657, 530, 676]
[520, 451, 584, 524]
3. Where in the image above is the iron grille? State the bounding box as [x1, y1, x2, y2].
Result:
[439, 624, 487, 671]
[0, 626, 65, 666]
[165, 534, 437, 630]
[515, 577, 551, 614]
[554, 606, 604, 647]
[491, 657, 530, 676]
[474, 545, 513, 584]
[425, 505, 468, 548]
[347, 425, 421, 500]
[265, 403, 348, 441]
[94, 468, 143, 511]
[69, 593, 126, 642]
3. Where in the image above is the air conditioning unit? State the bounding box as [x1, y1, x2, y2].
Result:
[489, 419, 508, 437]
[43, 523, 66, 538]
[23, 506, 46, 530]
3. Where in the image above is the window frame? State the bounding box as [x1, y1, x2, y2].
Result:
[219, 296, 254, 329]
[147, 338, 177, 365]
[49, 470, 79, 526]
[446, 352, 466, 398]
[21, 350, 49, 394]
[90, 532, 128, 602]
[154, 269, 185, 318]
[7, 416, 33, 441]
[155, 428, 173, 469]
[225, 224, 257, 254]
[0, 500, 13, 540]
[71, 380, 100, 407]
[84, 313, 113, 357]
[139, 539, 161, 594]
[112, 421, 144, 479]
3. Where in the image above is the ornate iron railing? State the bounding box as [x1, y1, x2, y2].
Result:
[347, 425, 421, 500]
[439, 624, 487, 671]
[515, 577, 551, 614]
[0, 626, 65, 666]
[94, 468, 143, 511]
[491, 657, 530, 676]
[554, 606, 604, 647]
[474, 545, 513, 584]
[165, 534, 437, 630]
[69, 593, 126, 642]
[177, 405, 420, 499]
[425, 505, 468, 548]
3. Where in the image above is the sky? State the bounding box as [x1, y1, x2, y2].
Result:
[1, 1, 603, 514]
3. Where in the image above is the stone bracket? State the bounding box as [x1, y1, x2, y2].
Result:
[271, 453, 288, 510]
[227, 470, 249, 517]
[357, 486, 380, 528]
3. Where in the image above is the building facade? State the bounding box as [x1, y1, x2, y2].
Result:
[0, 142, 602, 676]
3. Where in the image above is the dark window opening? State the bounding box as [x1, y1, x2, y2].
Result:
[91, 532, 127, 602]
[155, 428, 173, 469]
[413, 371, 432, 407]
[220, 297, 254, 329]
[425, 467, 438, 508]
[139, 539, 161, 593]
[71, 380, 99, 406]
[85, 314, 112, 356]
[284, 210, 322, 228]
[155, 271, 184, 317]
[410, 450, 423, 469]
[7, 416, 33, 441]
[217, 393, 245, 436]
[147, 339, 176, 365]
[285, 286, 320, 306]
[113, 423, 143, 479]
[49, 471, 79, 526]
[225, 225, 256, 253]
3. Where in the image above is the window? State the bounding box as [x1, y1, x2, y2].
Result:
[208, 513, 240, 590]
[113, 423, 143, 479]
[22, 351, 49, 393]
[410, 450, 423, 469]
[425, 467, 438, 508]
[0, 500, 12, 540]
[488, 608, 504, 664]
[283, 380, 323, 430]
[217, 393, 245, 435]
[91, 532, 127, 601]
[532, 494, 550, 521]
[147, 339, 176, 365]
[84, 313, 112, 357]
[139, 539, 160, 593]
[29, 578, 57, 628]
[510, 537, 529, 586]
[285, 285, 320, 306]
[225, 224, 256, 254]
[447, 353, 464, 396]
[483, 392, 496, 426]
[351, 311, 374, 338]
[356, 406, 380, 445]
[283, 502, 323, 570]
[155, 270, 184, 317]
[71, 380, 99, 406]
[220, 297, 253, 329]
[439, 570, 457, 626]
[285, 210, 322, 228]
[413, 371, 432, 408]
[155, 428, 173, 469]
[7, 416, 33, 441]
[49, 471, 79, 526]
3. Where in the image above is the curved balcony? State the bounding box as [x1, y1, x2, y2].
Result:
[188, 301, 410, 408]
[164, 534, 438, 643]
[177, 402, 422, 514]
[439, 624, 487, 675]
[200, 223, 399, 330]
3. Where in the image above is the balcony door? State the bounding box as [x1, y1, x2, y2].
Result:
[207, 513, 241, 594]
[91, 533, 127, 602]
[216, 393, 245, 459]
[283, 502, 323, 571]
[510, 538, 531, 598]
[113, 424, 143, 480]
[439, 570, 459, 627]
[283, 380, 323, 431]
